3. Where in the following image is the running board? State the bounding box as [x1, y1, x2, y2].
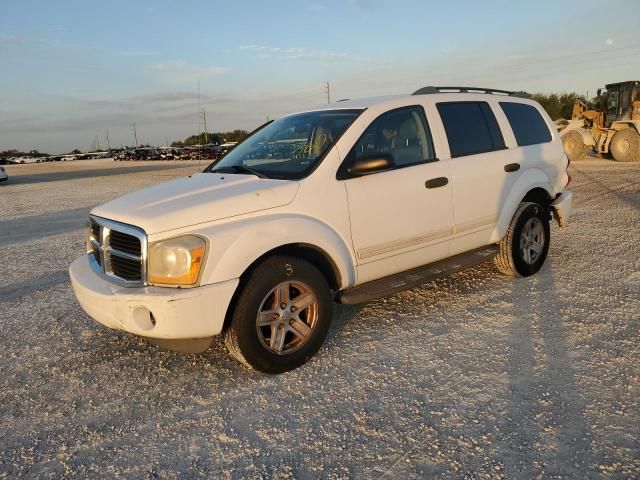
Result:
[336, 245, 499, 305]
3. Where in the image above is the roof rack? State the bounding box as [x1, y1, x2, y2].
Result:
[412, 86, 528, 98]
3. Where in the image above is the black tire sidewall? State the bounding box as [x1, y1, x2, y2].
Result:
[510, 203, 550, 277]
[231, 256, 333, 374]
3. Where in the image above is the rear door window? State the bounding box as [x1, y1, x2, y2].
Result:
[500, 102, 552, 146]
[436, 102, 505, 158]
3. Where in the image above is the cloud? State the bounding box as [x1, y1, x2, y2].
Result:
[0, 34, 28, 46]
[150, 60, 228, 84]
[114, 50, 158, 58]
[350, 0, 376, 11]
[239, 44, 350, 62]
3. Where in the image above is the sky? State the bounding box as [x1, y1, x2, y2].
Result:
[1, 0, 639, 153]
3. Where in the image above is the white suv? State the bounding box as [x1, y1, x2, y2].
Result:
[70, 86, 572, 373]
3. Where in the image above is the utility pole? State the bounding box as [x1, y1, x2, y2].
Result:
[197, 80, 201, 137]
[131, 122, 138, 147]
[324, 81, 331, 104]
[201, 109, 208, 144]
[105, 129, 111, 151]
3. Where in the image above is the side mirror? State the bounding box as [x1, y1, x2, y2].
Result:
[348, 153, 394, 177]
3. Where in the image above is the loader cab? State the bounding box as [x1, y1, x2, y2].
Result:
[603, 81, 640, 126]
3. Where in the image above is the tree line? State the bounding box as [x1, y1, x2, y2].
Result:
[171, 129, 250, 147]
[526, 92, 585, 120]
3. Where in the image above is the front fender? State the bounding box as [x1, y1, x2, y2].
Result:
[495, 168, 554, 240]
[611, 120, 640, 134]
[196, 214, 356, 288]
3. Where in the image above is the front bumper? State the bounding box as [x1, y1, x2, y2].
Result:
[69, 255, 239, 340]
[551, 190, 572, 228]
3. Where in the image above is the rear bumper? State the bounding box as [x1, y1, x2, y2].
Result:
[551, 191, 572, 228]
[69, 255, 239, 340]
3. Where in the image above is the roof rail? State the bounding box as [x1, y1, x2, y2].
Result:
[412, 86, 528, 98]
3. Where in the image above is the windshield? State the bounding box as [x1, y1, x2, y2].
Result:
[205, 109, 362, 180]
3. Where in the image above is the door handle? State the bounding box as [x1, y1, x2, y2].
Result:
[504, 163, 520, 172]
[425, 177, 449, 189]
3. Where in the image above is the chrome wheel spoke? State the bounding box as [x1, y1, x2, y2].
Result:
[289, 318, 312, 339]
[275, 283, 289, 306]
[270, 326, 287, 352]
[530, 222, 543, 238]
[291, 292, 314, 311]
[257, 310, 278, 327]
[530, 242, 542, 255]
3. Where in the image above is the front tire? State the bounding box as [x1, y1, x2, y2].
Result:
[562, 130, 589, 162]
[495, 202, 550, 277]
[610, 128, 640, 162]
[224, 255, 333, 374]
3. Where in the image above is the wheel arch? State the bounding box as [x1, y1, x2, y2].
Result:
[522, 187, 553, 207]
[240, 243, 343, 290]
[221, 242, 343, 333]
[496, 173, 554, 241]
[611, 120, 640, 134]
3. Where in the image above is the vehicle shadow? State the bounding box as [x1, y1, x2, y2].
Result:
[0, 207, 90, 247]
[5, 164, 196, 186]
[501, 261, 596, 478]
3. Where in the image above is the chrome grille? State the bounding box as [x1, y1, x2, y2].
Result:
[87, 215, 147, 287]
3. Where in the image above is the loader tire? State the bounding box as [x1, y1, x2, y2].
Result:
[610, 128, 640, 162]
[562, 130, 589, 162]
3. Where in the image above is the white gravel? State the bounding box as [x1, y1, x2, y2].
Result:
[0, 158, 638, 479]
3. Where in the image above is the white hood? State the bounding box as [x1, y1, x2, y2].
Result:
[91, 173, 299, 234]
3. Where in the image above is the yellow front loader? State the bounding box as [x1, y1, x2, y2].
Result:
[558, 80, 640, 162]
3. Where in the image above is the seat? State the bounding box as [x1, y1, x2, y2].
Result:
[392, 118, 422, 166]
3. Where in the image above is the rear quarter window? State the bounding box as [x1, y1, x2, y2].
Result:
[436, 102, 505, 158]
[499, 102, 552, 146]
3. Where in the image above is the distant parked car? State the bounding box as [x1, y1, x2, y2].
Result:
[13, 156, 39, 164]
[0, 166, 8, 183]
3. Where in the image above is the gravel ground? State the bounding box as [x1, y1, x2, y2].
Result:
[0, 158, 638, 479]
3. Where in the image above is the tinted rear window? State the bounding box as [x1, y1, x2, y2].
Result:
[500, 102, 552, 146]
[437, 102, 505, 158]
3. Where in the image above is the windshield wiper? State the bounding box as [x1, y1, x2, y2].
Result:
[209, 165, 268, 178]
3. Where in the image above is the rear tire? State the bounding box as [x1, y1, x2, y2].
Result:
[224, 255, 333, 374]
[610, 128, 640, 162]
[562, 130, 589, 162]
[495, 202, 550, 277]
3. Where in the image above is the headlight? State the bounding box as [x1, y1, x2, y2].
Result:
[148, 236, 206, 286]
